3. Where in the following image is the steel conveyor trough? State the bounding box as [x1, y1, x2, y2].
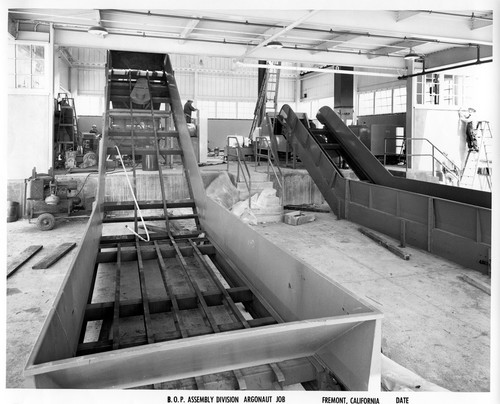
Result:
[24, 52, 382, 391]
[278, 105, 491, 273]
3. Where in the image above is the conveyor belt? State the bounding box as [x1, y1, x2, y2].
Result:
[277, 105, 491, 273]
[278, 105, 491, 209]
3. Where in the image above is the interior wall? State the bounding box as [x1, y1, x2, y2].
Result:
[208, 119, 252, 150]
[78, 116, 103, 133]
[413, 107, 467, 170]
[8, 94, 52, 180]
[54, 55, 70, 93]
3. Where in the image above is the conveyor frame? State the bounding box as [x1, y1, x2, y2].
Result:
[24, 52, 382, 391]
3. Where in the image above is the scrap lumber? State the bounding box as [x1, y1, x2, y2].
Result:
[284, 210, 315, 226]
[458, 274, 491, 295]
[7, 245, 43, 278]
[32, 243, 76, 269]
[358, 227, 410, 260]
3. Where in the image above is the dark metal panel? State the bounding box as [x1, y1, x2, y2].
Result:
[398, 191, 428, 225]
[478, 209, 492, 245]
[346, 204, 406, 246]
[348, 181, 370, 207]
[370, 186, 398, 216]
[434, 199, 477, 240]
[431, 230, 490, 274]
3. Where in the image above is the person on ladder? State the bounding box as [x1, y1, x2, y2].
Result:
[458, 107, 479, 152]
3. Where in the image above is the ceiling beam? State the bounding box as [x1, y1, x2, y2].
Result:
[424, 45, 493, 70]
[471, 12, 493, 31]
[367, 40, 422, 59]
[395, 11, 421, 22]
[242, 10, 320, 58]
[53, 29, 406, 70]
[312, 33, 359, 52]
[180, 20, 199, 39]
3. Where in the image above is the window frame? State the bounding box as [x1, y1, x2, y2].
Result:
[8, 41, 49, 93]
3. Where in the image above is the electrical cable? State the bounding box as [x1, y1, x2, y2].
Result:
[114, 145, 150, 242]
[73, 172, 94, 197]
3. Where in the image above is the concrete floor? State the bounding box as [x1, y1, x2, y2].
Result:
[4, 161, 492, 392]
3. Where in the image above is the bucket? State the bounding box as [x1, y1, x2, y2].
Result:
[7, 201, 19, 223]
[143, 154, 159, 171]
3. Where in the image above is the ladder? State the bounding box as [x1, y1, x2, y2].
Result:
[248, 61, 281, 140]
[460, 120, 493, 191]
[104, 54, 201, 238]
[55, 93, 79, 166]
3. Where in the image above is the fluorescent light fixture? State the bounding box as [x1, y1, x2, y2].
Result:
[266, 40, 283, 49]
[88, 24, 108, 37]
[404, 49, 420, 60]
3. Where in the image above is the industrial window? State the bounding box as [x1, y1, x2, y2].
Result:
[196, 100, 216, 119]
[216, 101, 236, 119]
[358, 92, 374, 115]
[393, 87, 407, 113]
[8, 43, 46, 89]
[298, 97, 334, 120]
[237, 102, 255, 119]
[416, 73, 471, 106]
[74, 95, 105, 116]
[374, 89, 392, 114]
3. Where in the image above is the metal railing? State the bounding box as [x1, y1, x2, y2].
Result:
[226, 136, 252, 207]
[254, 136, 284, 195]
[384, 137, 461, 184]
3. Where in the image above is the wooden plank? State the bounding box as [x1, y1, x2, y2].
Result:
[83, 287, 255, 322]
[358, 227, 410, 260]
[171, 238, 220, 332]
[103, 200, 195, 211]
[192, 242, 250, 328]
[154, 241, 188, 338]
[112, 244, 122, 349]
[32, 243, 76, 269]
[458, 274, 491, 295]
[7, 245, 43, 278]
[136, 241, 155, 344]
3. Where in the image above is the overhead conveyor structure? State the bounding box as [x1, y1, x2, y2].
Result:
[24, 52, 382, 391]
[278, 105, 491, 273]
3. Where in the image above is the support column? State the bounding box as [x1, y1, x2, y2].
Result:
[405, 59, 418, 169]
[48, 23, 55, 168]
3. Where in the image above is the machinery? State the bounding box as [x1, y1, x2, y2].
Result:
[25, 167, 88, 230]
[24, 51, 382, 391]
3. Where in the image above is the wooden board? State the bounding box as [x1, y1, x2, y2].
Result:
[7, 245, 43, 278]
[32, 243, 76, 269]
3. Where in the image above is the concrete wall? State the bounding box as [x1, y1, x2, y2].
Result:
[271, 171, 326, 206]
[8, 94, 52, 180]
[208, 119, 252, 150]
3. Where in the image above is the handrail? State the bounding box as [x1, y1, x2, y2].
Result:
[383, 137, 461, 183]
[254, 136, 284, 190]
[226, 136, 252, 208]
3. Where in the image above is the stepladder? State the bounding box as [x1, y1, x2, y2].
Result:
[460, 120, 493, 191]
